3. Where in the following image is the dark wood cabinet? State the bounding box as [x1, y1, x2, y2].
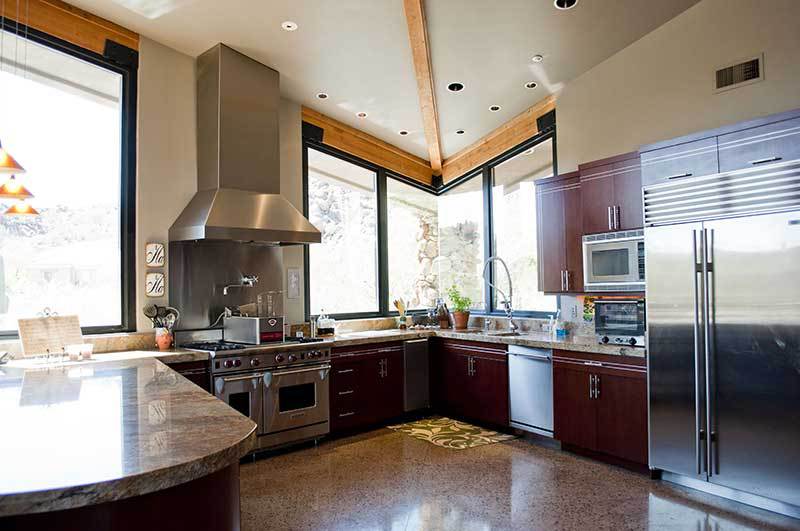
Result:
[164, 360, 211, 393]
[535, 171, 583, 293]
[579, 152, 643, 234]
[717, 116, 800, 173]
[640, 136, 719, 187]
[431, 339, 509, 427]
[553, 350, 647, 466]
[330, 343, 405, 433]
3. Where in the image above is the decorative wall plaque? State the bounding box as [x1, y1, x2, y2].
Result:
[145, 243, 165, 267]
[146, 272, 166, 297]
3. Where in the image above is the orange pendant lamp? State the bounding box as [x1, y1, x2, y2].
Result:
[0, 140, 26, 175]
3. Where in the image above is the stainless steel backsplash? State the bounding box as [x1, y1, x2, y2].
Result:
[169, 241, 283, 329]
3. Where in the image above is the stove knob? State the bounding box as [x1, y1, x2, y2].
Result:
[288, 354, 298, 363]
[628, 337, 638, 346]
[275, 354, 285, 363]
[223, 360, 233, 368]
[312, 351, 320, 358]
[233, 359, 242, 367]
[251, 358, 261, 367]
[601, 336, 610, 344]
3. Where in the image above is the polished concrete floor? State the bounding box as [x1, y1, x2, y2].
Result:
[240, 428, 800, 530]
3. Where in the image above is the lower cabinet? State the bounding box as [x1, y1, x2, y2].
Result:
[330, 343, 405, 433]
[164, 360, 211, 393]
[431, 339, 509, 427]
[553, 350, 648, 466]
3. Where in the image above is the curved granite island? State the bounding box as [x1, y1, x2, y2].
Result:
[0, 357, 256, 530]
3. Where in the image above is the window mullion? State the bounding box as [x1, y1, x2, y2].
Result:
[377, 169, 389, 315]
[482, 165, 493, 314]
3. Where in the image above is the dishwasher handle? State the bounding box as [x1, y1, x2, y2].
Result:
[509, 351, 551, 362]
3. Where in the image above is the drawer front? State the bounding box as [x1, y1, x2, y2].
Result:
[641, 137, 719, 187]
[717, 116, 800, 172]
[331, 361, 360, 391]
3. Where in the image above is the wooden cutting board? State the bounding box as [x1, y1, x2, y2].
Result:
[17, 315, 83, 357]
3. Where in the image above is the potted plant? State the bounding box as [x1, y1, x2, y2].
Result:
[446, 285, 472, 330]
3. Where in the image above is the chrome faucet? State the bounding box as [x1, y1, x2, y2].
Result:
[223, 274, 259, 295]
[482, 256, 518, 333]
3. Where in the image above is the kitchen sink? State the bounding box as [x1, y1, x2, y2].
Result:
[489, 331, 523, 337]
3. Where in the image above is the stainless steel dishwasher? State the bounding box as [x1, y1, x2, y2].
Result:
[508, 345, 553, 437]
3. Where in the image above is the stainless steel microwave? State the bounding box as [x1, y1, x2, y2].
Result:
[582, 230, 645, 292]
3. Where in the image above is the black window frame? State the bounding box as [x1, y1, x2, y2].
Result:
[303, 125, 559, 321]
[0, 21, 138, 337]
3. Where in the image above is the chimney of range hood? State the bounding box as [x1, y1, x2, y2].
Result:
[169, 44, 321, 245]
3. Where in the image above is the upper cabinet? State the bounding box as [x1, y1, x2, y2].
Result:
[535, 171, 583, 293]
[579, 153, 643, 234]
[640, 137, 719, 187]
[717, 116, 800, 173]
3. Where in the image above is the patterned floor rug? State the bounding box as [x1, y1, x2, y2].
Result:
[387, 416, 517, 450]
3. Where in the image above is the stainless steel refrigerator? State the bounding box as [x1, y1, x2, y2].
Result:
[644, 160, 800, 518]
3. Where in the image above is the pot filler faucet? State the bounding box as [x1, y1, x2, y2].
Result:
[223, 274, 259, 295]
[482, 256, 518, 333]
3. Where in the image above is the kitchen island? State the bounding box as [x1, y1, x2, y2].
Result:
[0, 357, 256, 530]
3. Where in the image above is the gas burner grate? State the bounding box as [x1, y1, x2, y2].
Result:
[181, 341, 246, 352]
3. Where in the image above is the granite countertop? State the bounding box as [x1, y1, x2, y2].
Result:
[330, 329, 645, 358]
[0, 357, 256, 517]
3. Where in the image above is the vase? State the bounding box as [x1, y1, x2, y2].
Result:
[452, 311, 470, 330]
[155, 327, 173, 351]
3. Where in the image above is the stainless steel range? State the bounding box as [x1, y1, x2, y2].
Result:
[184, 340, 331, 451]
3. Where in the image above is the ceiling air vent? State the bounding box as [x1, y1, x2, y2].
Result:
[715, 54, 763, 93]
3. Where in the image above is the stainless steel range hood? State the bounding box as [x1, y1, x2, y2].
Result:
[169, 44, 321, 245]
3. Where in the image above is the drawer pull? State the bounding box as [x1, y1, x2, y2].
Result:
[336, 369, 354, 374]
[338, 411, 355, 418]
[583, 361, 603, 366]
[666, 172, 693, 180]
[749, 156, 782, 165]
[337, 390, 354, 396]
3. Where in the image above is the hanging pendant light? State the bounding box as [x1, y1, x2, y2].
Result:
[5, 200, 38, 216]
[0, 174, 33, 199]
[0, 140, 26, 174]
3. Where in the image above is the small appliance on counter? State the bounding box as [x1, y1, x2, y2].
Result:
[594, 299, 645, 347]
[223, 315, 284, 344]
[314, 311, 336, 337]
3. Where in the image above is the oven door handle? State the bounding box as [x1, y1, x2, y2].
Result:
[266, 364, 331, 383]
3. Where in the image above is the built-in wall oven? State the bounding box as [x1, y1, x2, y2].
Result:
[583, 229, 645, 292]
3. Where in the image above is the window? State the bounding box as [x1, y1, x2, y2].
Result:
[307, 147, 379, 315]
[490, 137, 558, 313]
[0, 27, 135, 334]
[436, 175, 485, 310]
[387, 179, 438, 310]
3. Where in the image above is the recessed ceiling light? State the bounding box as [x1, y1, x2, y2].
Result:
[554, 0, 579, 10]
[316, 92, 329, 100]
[281, 21, 298, 31]
[455, 129, 465, 135]
[447, 82, 465, 92]
[524, 81, 538, 89]
[398, 130, 409, 136]
[356, 111, 368, 119]
[489, 105, 502, 112]
[531, 54, 544, 63]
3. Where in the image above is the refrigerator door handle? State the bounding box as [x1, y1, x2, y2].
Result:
[702, 228, 716, 477]
[692, 229, 704, 475]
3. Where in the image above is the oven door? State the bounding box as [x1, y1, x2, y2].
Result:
[594, 301, 646, 338]
[263, 364, 330, 435]
[583, 238, 642, 287]
[214, 372, 264, 434]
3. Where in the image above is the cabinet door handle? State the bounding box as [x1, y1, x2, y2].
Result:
[588, 374, 593, 399]
[564, 270, 570, 291]
[337, 369, 354, 374]
[337, 390, 354, 396]
[595, 375, 601, 399]
[666, 172, 693, 180]
[614, 206, 620, 230]
[749, 156, 782, 165]
[607, 206, 613, 230]
[560, 270, 565, 291]
[338, 411, 355, 418]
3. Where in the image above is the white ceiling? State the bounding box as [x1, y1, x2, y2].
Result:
[70, 0, 700, 162]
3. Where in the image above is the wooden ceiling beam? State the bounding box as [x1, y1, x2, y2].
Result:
[441, 95, 556, 183]
[302, 106, 433, 186]
[403, 0, 443, 175]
